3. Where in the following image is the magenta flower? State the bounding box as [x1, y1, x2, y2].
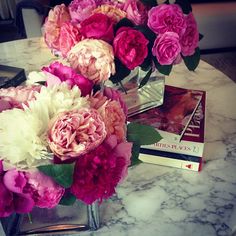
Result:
[71, 135, 132, 204]
[147, 4, 186, 37]
[42, 62, 93, 96]
[152, 32, 181, 65]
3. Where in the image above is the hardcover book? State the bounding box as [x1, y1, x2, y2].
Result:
[139, 148, 203, 172]
[143, 90, 206, 157]
[0, 64, 27, 88]
[128, 85, 203, 143]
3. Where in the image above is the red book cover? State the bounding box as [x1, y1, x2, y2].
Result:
[147, 91, 206, 157]
[128, 85, 203, 143]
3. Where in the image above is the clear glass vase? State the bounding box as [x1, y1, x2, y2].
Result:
[0, 201, 100, 235]
[108, 67, 165, 117]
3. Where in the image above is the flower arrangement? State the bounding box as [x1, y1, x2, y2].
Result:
[43, 0, 201, 86]
[0, 61, 161, 217]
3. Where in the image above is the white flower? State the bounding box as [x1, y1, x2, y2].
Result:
[27, 71, 47, 85]
[0, 108, 51, 169]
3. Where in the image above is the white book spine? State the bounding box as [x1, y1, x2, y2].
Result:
[143, 139, 204, 157]
[139, 153, 202, 172]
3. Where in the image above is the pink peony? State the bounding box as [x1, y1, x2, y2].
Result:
[25, 170, 65, 209]
[68, 39, 115, 84]
[113, 27, 148, 70]
[147, 4, 186, 37]
[42, 62, 93, 96]
[44, 4, 71, 50]
[48, 109, 107, 160]
[59, 22, 82, 57]
[90, 91, 126, 142]
[68, 0, 97, 23]
[0, 85, 41, 109]
[92, 4, 126, 23]
[80, 13, 115, 43]
[152, 32, 181, 65]
[71, 135, 132, 204]
[124, 0, 148, 25]
[180, 13, 199, 56]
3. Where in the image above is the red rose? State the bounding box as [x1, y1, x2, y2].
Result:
[80, 13, 114, 43]
[113, 27, 148, 70]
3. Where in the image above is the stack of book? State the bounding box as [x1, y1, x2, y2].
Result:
[128, 85, 206, 172]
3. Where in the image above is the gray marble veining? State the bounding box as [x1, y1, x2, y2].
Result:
[0, 38, 236, 236]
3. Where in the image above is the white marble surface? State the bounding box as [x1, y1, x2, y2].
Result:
[0, 38, 236, 236]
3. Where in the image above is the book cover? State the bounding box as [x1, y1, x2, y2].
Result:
[128, 85, 203, 142]
[0, 64, 27, 88]
[139, 148, 203, 172]
[143, 90, 206, 157]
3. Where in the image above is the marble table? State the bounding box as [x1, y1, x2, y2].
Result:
[0, 38, 236, 236]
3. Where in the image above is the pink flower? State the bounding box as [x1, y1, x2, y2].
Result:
[59, 22, 82, 57]
[42, 62, 93, 96]
[71, 135, 132, 204]
[90, 91, 126, 142]
[123, 0, 148, 25]
[68, 39, 115, 84]
[80, 13, 114, 43]
[44, 4, 71, 50]
[147, 4, 186, 37]
[25, 170, 65, 209]
[48, 109, 107, 160]
[103, 87, 128, 116]
[0, 86, 41, 109]
[68, 0, 97, 23]
[180, 13, 199, 56]
[152, 32, 181, 65]
[113, 27, 148, 70]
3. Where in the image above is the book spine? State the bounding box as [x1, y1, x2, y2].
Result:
[139, 149, 202, 172]
[143, 139, 204, 157]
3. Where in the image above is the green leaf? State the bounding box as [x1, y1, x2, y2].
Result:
[175, 0, 192, 14]
[59, 193, 76, 206]
[199, 33, 204, 41]
[182, 47, 200, 71]
[153, 57, 172, 76]
[140, 0, 157, 7]
[109, 58, 131, 84]
[130, 143, 142, 166]
[139, 68, 152, 88]
[38, 163, 75, 188]
[127, 122, 162, 145]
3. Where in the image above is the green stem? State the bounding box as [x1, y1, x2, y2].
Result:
[27, 213, 33, 224]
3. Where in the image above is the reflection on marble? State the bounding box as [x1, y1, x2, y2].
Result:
[0, 38, 236, 236]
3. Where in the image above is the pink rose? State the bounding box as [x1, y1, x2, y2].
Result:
[180, 13, 199, 56]
[0, 86, 41, 109]
[80, 13, 114, 43]
[48, 109, 107, 160]
[152, 32, 181, 65]
[44, 4, 71, 50]
[42, 62, 93, 96]
[68, 0, 97, 23]
[68, 39, 115, 84]
[90, 91, 126, 142]
[71, 135, 132, 204]
[113, 27, 148, 70]
[59, 22, 82, 57]
[124, 0, 148, 25]
[147, 4, 186, 37]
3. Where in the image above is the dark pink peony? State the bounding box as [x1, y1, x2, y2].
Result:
[152, 32, 181, 65]
[124, 0, 148, 25]
[71, 135, 132, 204]
[180, 13, 199, 56]
[59, 22, 82, 57]
[80, 13, 115, 43]
[113, 27, 148, 70]
[147, 4, 186, 37]
[42, 62, 93, 96]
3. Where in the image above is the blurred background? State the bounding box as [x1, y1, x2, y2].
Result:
[0, 0, 235, 82]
